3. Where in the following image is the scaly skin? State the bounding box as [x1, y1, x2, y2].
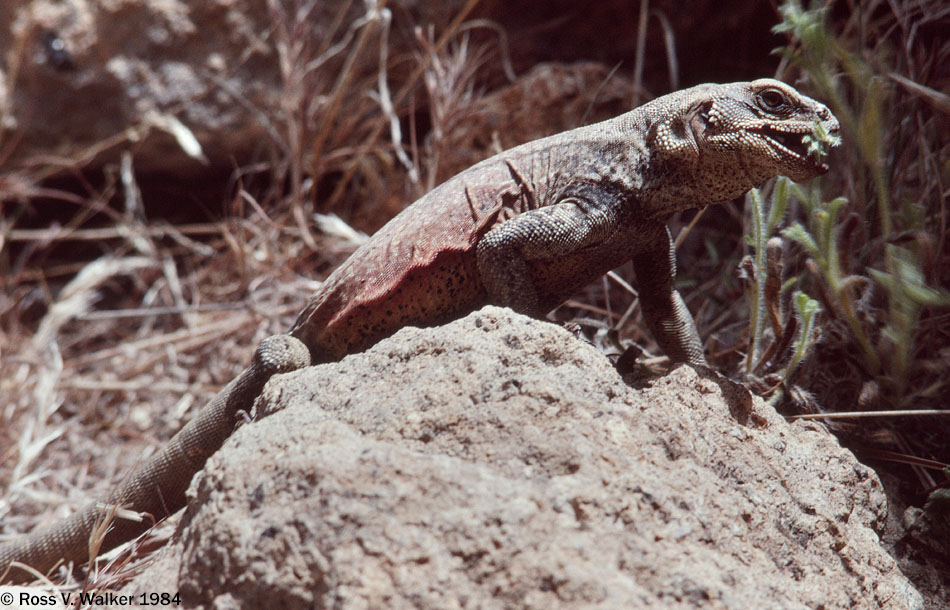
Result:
[0, 79, 839, 583]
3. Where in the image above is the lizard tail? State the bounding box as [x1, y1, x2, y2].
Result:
[0, 334, 310, 584]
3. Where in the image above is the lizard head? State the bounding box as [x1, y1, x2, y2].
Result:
[639, 79, 840, 214]
[690, 79, 841, 184]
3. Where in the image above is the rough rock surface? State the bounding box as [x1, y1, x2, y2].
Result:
[880, 474, 950, 609]
[0, 0, 467, 174]
[3, 0, 281, 173]
[119, 306, 921, 609]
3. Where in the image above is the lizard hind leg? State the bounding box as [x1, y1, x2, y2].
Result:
[252, 334, 312, 376]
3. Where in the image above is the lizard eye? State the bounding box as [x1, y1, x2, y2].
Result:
[757, 88, 789, 112]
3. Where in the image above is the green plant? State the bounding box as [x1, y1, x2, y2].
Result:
[773, 0, 892, 234]
[780, 181, 878, 373]
[756, 174, 950, 406]
[741, 180, 823, 386]
[769, 1, 950, 408]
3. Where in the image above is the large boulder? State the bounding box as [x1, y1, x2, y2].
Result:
[122, 306, 921, 609]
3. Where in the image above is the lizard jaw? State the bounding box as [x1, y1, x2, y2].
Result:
[757, 125, 830, 174]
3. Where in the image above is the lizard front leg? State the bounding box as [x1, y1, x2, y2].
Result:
[632, 226, 707, 366]
[476, 191, 618, 316]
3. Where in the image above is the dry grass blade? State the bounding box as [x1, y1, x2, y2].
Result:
[324, 0, 483, 210]
[374, 5, 420, 187]
[888, 72, 950, 114]
[789, 409, 950, 420]
[313, 213, 368, 248]
[0, 564, 58, 588]
[417, 28, 492, 190]
[5, 223, 225, 244]
[32, 257, 156, 352]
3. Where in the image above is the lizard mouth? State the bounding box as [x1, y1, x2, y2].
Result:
[758, 126, 829, 174]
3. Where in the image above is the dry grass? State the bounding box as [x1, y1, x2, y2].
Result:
[0, 1, 403, 588]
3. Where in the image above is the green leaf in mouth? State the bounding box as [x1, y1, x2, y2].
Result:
[802, 119, 841, 164]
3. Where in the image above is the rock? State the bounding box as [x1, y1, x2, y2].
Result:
[880, 474, 950, 609]
[3, 0, 275, 174]
[0, 0, 467, 175]
[119, 306, 921, 609]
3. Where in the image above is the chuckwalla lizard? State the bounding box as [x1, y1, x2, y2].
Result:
[0, 79, 839, 582]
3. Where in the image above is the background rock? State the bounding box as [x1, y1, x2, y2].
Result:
[0, 0, 469, 175]
[3, 0, 277, 174]
[122, 307, 922, 609]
